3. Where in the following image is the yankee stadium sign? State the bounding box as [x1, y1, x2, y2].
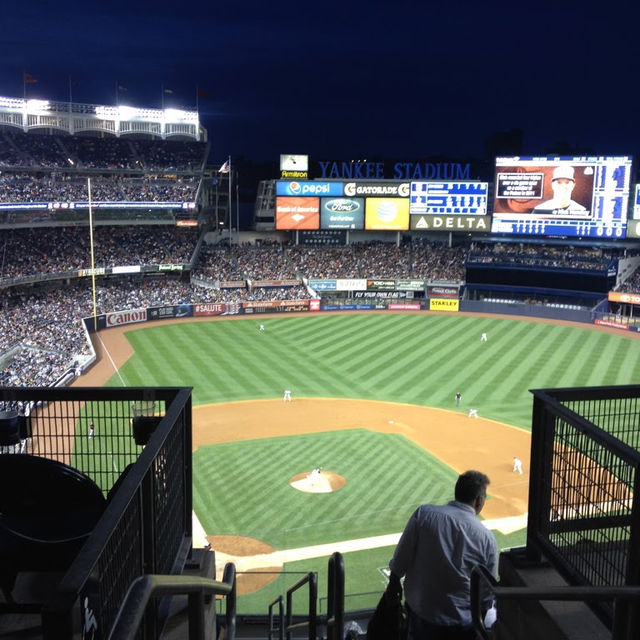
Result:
[318, 160, 471, 180]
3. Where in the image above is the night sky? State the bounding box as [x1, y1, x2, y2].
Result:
[2, 1, 640, 166]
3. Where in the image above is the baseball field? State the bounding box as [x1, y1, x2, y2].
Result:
[77, 311, 640, 612]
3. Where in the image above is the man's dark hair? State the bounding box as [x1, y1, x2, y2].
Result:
[454, 470, 490, 504]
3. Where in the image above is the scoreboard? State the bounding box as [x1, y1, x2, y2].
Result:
[410, 181, 488, 215]
[491, 156, 633, 239]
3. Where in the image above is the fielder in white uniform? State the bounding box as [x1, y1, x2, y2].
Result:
[283, 389, 292, 402]
[513, 456, 523, 474]
[468, 408, 479, 418]
[481, 333, 488, 342]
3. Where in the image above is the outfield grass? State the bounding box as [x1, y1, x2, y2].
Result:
[102, 313, 640, 611]
[112, 314, 640, 429]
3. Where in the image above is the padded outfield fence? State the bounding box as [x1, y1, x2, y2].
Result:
[527, 385, 640, 627]
[0, 386, 194, 639]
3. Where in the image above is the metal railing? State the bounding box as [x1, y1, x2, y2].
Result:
[326, 552, 345, 640]
[0, 386, 194, 639]
[284, 572, 317, 640]
[108, 563, 237, 640]
[273, 552, 345, 640]
[528, 385, 640, 627]
[267, 595, 284, 640]
[471, 565, 640, 640]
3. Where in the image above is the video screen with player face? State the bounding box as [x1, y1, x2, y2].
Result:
[491, 156, 632, 238]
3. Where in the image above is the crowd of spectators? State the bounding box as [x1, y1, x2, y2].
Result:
[194, 240, 467, 282]
[3, 236, 635, 388]
[0, 129, 206, 172]
[467, 242, 616, 270]
[0, 173, 198, 204]
[616, 267, 640, 294]
[0, 226, 199, 280]
[0, 276, 309, 387]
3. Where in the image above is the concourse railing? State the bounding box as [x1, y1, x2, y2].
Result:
[108, 563, 236, 640]
[471, 565, 640, 640]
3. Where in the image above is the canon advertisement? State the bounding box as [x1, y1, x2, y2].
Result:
[491, 156, 632, 238]
[105, 309, 148, 327]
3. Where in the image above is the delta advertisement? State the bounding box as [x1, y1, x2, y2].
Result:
[275, 197, 320, 229]
[410, 214, 492, 231]
[365, 198, 410, 230]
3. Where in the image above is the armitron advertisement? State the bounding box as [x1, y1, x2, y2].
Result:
[429, 298, 459, 312]
[365, 198, 410, 230]
[275, 197, 320, 229]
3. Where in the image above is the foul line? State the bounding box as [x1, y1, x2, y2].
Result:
[96, 331, 127, 386]
[194, 512, 528, 572]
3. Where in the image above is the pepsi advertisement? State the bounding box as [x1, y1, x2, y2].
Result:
[276, 181, 343, 197]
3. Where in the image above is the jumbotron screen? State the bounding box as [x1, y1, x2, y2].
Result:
[491, 156, 633, 238]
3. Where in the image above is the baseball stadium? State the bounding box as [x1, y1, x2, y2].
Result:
[2, 96, 640, 640]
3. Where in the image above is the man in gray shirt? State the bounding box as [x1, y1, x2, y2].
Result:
[389, 470, 498, 639]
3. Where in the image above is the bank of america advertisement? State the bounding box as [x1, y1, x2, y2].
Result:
[275, 197, 320, 229]
[320, 197, 364, 229]
[365, 198, 410, 230]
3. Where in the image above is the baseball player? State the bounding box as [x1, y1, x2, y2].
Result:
[468, 408, 479, 419]
[513, 456, 523, 474]
[283, 389, 292, 402]
[455, 391, 462, 407]
[259, 323, 265, 331]
[88, 422, 95, 438]
[481, 332, 488, 342]
[308, 467, 321, 486]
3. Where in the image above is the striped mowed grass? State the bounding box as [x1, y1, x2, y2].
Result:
[113, 313, 640, 430]
[103, 313, 640, 608]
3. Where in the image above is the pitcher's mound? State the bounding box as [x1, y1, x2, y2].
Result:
[290, 470, 346, 493]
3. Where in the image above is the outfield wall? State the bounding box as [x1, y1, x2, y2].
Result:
[82, 296, 598, 333]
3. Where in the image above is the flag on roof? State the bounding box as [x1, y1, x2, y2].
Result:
[24, 73, 37, 84]
[218, 159, 230, 173]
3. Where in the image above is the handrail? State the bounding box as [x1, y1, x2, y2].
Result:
[285, 571, 317, 640]
[326, 552, 345, 640]
[108, 562, 236, 640]
[268, 594, 284, 640]
[471, 565, 640, 640]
